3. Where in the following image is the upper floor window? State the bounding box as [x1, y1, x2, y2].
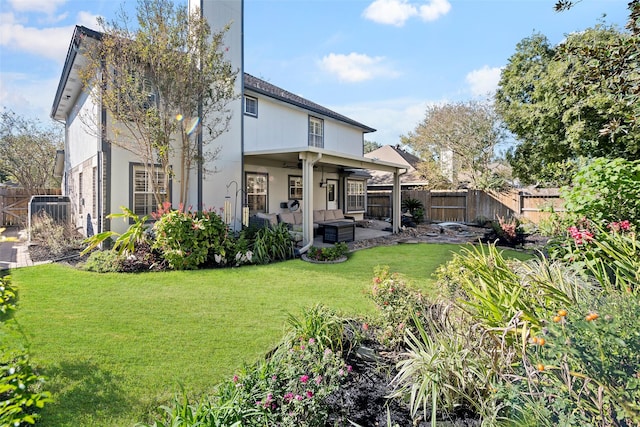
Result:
[131, 163, 166, 217]
[244, 95, 258, 117]
[309, 116, 324, 148]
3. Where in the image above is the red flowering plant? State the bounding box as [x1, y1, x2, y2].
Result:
[548, 218, 639, 295]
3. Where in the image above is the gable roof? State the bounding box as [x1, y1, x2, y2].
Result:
[51, 25, 375, 135]
[244, 73, 375, 133]
[365, 145, 426, 185]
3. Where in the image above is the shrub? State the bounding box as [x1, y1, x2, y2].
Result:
[82, 250, 124, 273]
[490, 216, 525, 246]
[0, 350, 52, 426]
[304, 243, 348, 262]
[561, 157, 640, 227]
[499, 295, 640, 426]
[0, 276, 51, 425]
[0, 275, 17, 322]
[153, 208, 235, 270]
[368, 266, 424, 349]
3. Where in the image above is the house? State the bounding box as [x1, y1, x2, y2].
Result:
[365, 144, 429, 191]
[50, 0, 405, 249]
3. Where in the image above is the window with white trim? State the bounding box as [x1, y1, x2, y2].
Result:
[246, 172, 268, 214]
[132, 164, 166, 216]
[346, 179, 366, 212]
[244, 95, 258, 117]
[288, 175, 303, 200]
[308, 116, 323, 148]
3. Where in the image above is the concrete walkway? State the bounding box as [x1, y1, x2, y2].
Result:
[0, 227, 33, 270]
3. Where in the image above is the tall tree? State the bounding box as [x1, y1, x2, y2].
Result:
[496, 1, 639, 186]
[0, 109, 62, 194]
[79, 0, 238, 207]
[401, 100, 505, 189]
[364, 140, 382, 154]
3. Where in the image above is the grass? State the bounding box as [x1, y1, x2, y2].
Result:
[5, 243, 530, 426]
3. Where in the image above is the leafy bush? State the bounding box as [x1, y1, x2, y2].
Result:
[82, 250, 124, 273]
[153, 208, 235, 270]
[0, 275, 17, 322]
[499, 295, 640, 426]
[0, 350, 52, 426]
[490, 215, 525, 246]
[548, 219, 639, 295]
[561, 157, 640, 227]
[0, 275, 51, 425]
[250, 222, 295, 265]
[286, 305, 345, 352]
[304, 242, 348, 262]
[368, 266, 424, 349]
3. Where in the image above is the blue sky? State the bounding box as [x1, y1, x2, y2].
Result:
[0, 0, 631, 146]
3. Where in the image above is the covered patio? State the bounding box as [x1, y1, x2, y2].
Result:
[243, 147, 406, 250]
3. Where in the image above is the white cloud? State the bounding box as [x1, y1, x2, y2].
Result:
[334, 98, 434, 146]
[363, 0, 451, 26]
[320, 53, 399, 83]
[465, 65, 503, 97]
[0, 71, 61, 121]
[8, 0, 68, 16]
[77, 11, 101, 29]
[0, 14, 74, 62]
[418, 0, 451, 22]
[362, 0, 417, 27]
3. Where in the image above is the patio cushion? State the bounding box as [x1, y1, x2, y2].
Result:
[313, 210, 325, 222]
[333, 209, 345, 220]
[293, 211, 303, 224]
[256, 212, 278, 227]
[278, 212, 294, 225]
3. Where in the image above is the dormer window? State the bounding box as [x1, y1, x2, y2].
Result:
[309, 116, 323, 148]
[244, 95, 258, 117]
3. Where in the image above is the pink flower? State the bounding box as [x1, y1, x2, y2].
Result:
[300, 345, 305, 351]
[308, 338, 315, 345]
[315, 375, 322, 385]
[347, 365, 353, 372]
[306, 391, 313, 398]
[300, 375, 309, 383]
[284, 392, 294, 402]
[271, 375, 277, 381]
[232, 375, 239, 383]
[295, 394, 303, 401]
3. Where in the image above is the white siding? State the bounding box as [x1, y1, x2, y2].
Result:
[195, 0, 244, 222]
[244, 93, 366, 157]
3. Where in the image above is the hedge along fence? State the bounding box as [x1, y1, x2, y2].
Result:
[366, 189, 564, 224]
[0, 187, 62, 226]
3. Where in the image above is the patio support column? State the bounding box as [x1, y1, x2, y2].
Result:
[300, 152, 322, 248]
[392, 169, 401, 233]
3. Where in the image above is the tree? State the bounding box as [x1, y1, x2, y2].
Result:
[496, 1, 639, 186]
[364, 140, 382, 154]
[79, 0, 238, 207]
[0, 109, 62, 194]
[401, 100, 505, 189]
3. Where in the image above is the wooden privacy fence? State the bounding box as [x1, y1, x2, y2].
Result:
[0, 187, 62, 226]
[367, 189, 564, 224]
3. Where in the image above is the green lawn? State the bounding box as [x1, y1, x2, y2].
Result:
[6, 243, 530, 426]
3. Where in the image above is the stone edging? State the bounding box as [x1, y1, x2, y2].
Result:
[300, 254, 348, 264]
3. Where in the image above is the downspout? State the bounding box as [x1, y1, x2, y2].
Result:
[297, 152, 322, 254]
